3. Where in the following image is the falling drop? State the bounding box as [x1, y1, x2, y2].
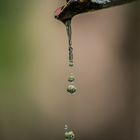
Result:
[67, 85, 76, 94]
[64, 124, 68, 131]
[64, 124, 75, 140]
[68, 75, 75, 82]
[69, 61, 74, 67]
[65, 131, 75, 140]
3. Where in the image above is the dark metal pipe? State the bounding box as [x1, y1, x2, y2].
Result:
[54, 0, 137, 23]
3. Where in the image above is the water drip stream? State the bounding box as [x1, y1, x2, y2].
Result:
[65, 20, 77, 95]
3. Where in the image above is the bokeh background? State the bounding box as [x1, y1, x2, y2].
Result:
[0, 0, 140, 140]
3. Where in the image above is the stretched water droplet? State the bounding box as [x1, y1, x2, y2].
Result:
[65, 20, 73, 66]
[65, 131, 75, 140]
[67, 85, 76, 94]
[68, 75, 75, 82]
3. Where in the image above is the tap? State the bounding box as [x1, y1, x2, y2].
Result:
[54, 0, 136, 23]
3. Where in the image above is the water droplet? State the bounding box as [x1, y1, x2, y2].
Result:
[65, 131, 75, 139]
[64, 124, 68, 131]
[69, 62, 74, 67]
[68, 75, 75, 82]
[67, 85, 76, 94]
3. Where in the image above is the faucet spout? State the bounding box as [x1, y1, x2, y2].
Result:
[54, 0, 136, 23]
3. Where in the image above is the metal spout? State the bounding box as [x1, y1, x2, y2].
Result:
[54, 0, 136, 23]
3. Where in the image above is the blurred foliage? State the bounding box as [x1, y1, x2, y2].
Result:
[0, 2, 43, 140]
[0, 1, 30, 90]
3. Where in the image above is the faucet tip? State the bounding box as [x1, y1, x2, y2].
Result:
[54, 0, 137, 23]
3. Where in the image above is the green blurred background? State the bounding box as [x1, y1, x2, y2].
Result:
[0, 0, 140, 140]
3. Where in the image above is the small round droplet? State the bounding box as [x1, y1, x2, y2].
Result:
[69, 62, 74, 67]
[65, 131, 75, 139]
[67, 85, 76, 94]
[68, 75, 75, 82]
[64, 124, 68, 131]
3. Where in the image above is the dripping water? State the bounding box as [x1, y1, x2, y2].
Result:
[64, 19, 76, 140]
[65, 20, 73, 66]
[65, 19, 77, 94]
